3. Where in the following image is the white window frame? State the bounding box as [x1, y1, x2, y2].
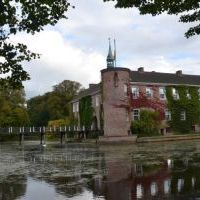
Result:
[133, 109, 140, 121]
[180, 111, 186, 121]
[165, 109, 171, 121]
[132, 86, 139, 99]
[146, 87, 153, 98]
[159, 87, 166, 100]
[76, 102, 79, 112]
[186, 89, 191, 99]
[73, 103, 76, 113]
[172, 88, 179, 100]
[95, 95, 99, 107]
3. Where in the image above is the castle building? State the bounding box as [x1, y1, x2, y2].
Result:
[71, 42, 200, 139]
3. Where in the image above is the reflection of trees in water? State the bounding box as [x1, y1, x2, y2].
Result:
[23, 146, 106, 198]
[0, 175, 27, 200]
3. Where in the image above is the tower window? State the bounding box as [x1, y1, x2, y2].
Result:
[124, 84, 128, 95]
[114, 72, 119, 87]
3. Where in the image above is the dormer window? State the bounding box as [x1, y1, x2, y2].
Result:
[132, 86, 139, 99]
[159, 87, 166, 100]
[172, 88, 179, 100]
[146, 87, 153, 98]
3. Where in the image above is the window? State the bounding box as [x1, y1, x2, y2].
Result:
[73, 103, 76, 112]
[133, 109, 140, 120]
[95, 96, 99, 107]
[73, 102, 79, 112]
[165, 110, 171, 121]
[159, 87, 166, 100]
[180, 111, 186, 121]
[150, 182, 158, 196]
[186, 89, 191, 99]
[132, 86, 139, 99]
[76, 102, 79, 112]
[124, 84, 128, 95]
[146, 87, 153, 98]
[172, 88, 179, 100]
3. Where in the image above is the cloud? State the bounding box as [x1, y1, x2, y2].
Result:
[11, 30, 105, 98]
[10, 0, 200, 98]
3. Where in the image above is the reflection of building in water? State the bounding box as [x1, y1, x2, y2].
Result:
[92, 158, 200, 200]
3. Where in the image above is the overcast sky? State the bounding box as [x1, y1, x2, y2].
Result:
[11, 0, 200, 99]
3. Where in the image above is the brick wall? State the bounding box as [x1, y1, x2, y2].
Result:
[101, 68, 131, 137]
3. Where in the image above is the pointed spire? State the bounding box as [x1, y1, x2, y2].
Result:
[107, 38, 114, 68]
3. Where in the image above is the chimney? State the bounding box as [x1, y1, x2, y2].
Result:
[138, 67, 144, 72]
[176, 70, 183, 76]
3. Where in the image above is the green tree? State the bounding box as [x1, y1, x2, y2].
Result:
[0, 87, 29, 126]
[104, 0, 200, 38]
[0, 1, 71, 88]
[27, 80, 82, 126]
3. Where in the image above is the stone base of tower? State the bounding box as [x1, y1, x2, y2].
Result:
[98, 135, 137, 144]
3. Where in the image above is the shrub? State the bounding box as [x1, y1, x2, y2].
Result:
[131, 109, 160, 137]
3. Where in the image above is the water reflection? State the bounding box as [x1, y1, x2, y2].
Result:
[1, 142, 200, 199]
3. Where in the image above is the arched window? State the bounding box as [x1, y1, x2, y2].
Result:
[113, 72, 119, 87]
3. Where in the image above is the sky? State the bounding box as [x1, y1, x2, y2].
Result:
[10, 0, 200, 99]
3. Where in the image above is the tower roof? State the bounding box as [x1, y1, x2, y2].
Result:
[106, 38, 114, 68]
[107, 38, 114, 61]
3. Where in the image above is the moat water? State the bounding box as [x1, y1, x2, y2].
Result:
[1, 141, 200, 199]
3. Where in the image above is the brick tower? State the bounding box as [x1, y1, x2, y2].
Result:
[100, 39, 132, 139]
[101, 67, 131, 137]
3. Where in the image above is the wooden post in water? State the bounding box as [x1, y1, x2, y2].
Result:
[60, 126, 66, 145]
[40, 127, 43, 145]
[19, 127, 24, 145]
[43, 126, 46, 145]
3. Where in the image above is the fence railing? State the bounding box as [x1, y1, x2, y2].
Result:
[0, 126, 104, 139]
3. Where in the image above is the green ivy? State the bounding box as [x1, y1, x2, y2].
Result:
[79, 95, 93, 130]
[166, 86, 200, 133]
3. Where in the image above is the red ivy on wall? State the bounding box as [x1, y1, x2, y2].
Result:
[130, 85, 166, 120]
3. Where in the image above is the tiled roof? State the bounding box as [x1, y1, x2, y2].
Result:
[131, 71, 200, 86]
[71, 83, 101, 102]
